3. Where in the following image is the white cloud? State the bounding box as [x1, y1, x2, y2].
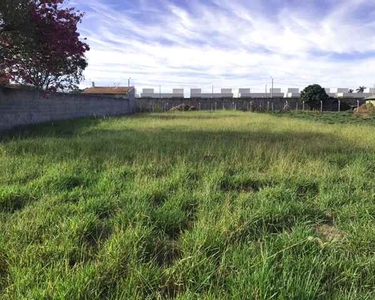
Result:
[76, 0, 375, 94]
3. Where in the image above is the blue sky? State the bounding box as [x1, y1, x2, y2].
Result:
[72, 0, 375, 94]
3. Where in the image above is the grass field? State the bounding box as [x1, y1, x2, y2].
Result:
[1, 111, 375, 299]
[273, 110, 375, 125]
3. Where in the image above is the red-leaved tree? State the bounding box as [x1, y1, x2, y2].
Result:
[0, 0, 89, 91]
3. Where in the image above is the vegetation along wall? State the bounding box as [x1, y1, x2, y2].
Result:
[0, 87, 136, 132]
[136, 97, 366, 112]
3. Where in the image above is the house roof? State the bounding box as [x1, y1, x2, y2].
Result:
[83, 86, 133, 95]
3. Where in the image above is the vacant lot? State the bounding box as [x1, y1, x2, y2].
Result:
[1, 111, 375, 299]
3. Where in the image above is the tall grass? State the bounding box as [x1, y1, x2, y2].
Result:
[1, 111, 375, 299]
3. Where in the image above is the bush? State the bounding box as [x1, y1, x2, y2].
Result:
[301, 84, 329, 110]
[169, 104, 197, 112]
[354, 103, 375, 119]
[340, 101, 352, 111]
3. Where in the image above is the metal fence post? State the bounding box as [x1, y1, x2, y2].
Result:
[320, 101, 323, 112]
[302, 101, 305, 111]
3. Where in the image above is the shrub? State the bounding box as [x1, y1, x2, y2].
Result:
[301, 84, 329, 110]
[169, 104, 197, 112]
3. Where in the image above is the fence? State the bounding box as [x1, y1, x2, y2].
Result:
[136, 97, 366, 112]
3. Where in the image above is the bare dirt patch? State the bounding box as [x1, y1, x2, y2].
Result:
[315, 224, 346, 242]
[169, 104, 197, 112]
[354, 103, 375, 119]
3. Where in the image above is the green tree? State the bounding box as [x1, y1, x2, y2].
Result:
[0, 0, 89, 91]
[356, 86, 366, 93]
[0, 0, 33, 74]
[300, 84, 329, 110]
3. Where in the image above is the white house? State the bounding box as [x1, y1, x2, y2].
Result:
[190, 89, 202, 97]
[239, 88, 284, 98]
[190, 88, 233, 98]
[172, 89, 184, 98]
[269, 88, 284, 98]
[141, 88, 155, 98]
[336, 88, 374, 99]
[219, 89, 234, 98]
[141, 88, 184, 98]
[324, 88, 336, 97]
[286, 88, 300, 98]
[239, 88, 251, 98]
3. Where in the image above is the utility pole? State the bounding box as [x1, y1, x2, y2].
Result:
[212, 85, 214, 99]
[271, 77, 274, 99]
[159, 85, 161, 99]
[265, 85, 267, 98]
[128, 77, 131, 87]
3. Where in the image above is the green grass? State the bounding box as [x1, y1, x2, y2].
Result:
[272, 110, 375, 125]
[1, 111, 375, 299]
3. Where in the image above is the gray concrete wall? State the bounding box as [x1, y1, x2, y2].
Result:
[136, 97, 366, 112]
[0, 87, 135, 132]
[137, 97, 291, 112]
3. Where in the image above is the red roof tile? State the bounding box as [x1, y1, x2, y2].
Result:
[83, 86, 132, 95]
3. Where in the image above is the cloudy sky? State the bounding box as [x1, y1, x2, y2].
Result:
[72, 0, 375, 95]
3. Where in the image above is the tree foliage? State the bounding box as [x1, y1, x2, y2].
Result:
[301, 84, 329, 110]
[356, 86, 366, 93]
[0, 0, 89, 91]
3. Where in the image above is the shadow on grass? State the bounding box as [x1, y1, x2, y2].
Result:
[2, 121, 372, 170]
[0, 112, 237, 141]
[136, 112, 244, 121]
[0, 117, 105, 141]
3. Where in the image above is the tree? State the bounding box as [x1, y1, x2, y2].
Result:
[300, 84, 329, 110]
[356, 86, 366, 93]
[348, 89, 354, 93]
[0, 0, 89, 92]
[0, 68, 10, 86]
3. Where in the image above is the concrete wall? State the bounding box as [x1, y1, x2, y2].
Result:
[127, 88, 136, 108]
[137, 97, 297, 112]
[0, 87, 135, 132]
[136, 97, 366, 112]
